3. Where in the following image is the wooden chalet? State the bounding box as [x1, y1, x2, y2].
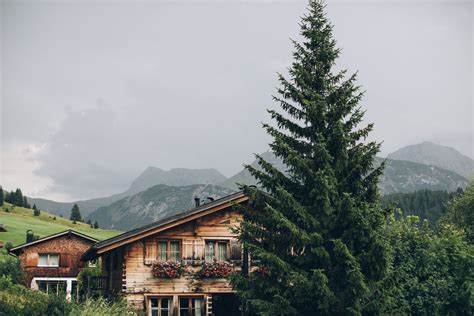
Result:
[83, 191, 251, 316]
[10, 230, 98, 300]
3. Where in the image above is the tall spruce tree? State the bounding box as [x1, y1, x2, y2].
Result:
[69, 204, 82, 222]
[231, 1, 389, 315]
[0, 186, 3, 206]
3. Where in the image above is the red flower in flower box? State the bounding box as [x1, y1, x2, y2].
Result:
[152, 261, 185, 278]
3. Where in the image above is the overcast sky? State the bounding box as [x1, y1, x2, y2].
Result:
[1, 0, 472, 201]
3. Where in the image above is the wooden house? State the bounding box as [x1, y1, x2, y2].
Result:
[9, 230, 99, 300]
[83, 191, 251, 316]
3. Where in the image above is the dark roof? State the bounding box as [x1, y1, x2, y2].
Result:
[9, 229, 99, 255]
[82, 191, 247, 260]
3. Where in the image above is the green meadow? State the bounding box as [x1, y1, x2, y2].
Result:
[0, 202, 121, 255]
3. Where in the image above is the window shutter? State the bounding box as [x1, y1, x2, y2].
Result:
[194, 240, 204, 264]
[229, 239, 242, 262]
[182, 239, 194, 265]
[60, 253, 70, 267]
[26, 253, 38, 267]
[144, 239, 157, 265]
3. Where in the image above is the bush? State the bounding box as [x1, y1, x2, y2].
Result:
[77, 266, 103, 299]
[70, 297, 134, 316]
[0, 276, 56, 315]
[0, 256, 24, 284]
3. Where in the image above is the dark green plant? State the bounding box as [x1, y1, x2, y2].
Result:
[231, 1, 389, 315]
[70, 203, 83, 222]
[0, 257, 24, 284]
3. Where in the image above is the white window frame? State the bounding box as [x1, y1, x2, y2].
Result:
[38, 253, 60, 267]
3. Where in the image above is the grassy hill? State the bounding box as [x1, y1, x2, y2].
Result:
[0, 202, 121, 255]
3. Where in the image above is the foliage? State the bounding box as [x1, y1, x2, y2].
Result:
[199, 261, 234, 278]
[0, 276, 71, 316]
[77, 266, 103, 299]
[4, 188, 30, 208]
[443, 179, 474, 243]
[381, 189, 460, 225]
[70, 297, 134, 316]
[4, 242, 13, 253]
[380, 215, 474, 315]
[0, 256, 24, 284]
[33, 204, 41, 216]
[0, 186, 3, 206]
[70, 203, 83, 222]
[93, 220, 99, 229]
[231, 1, 389, 315]
[152, 261, 185, 278]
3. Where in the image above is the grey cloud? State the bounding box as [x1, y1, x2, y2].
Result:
[2, 0, 472, 200]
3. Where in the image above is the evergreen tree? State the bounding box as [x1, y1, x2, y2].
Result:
[231, 2, 389, 314]
[13, 188, 23, 207]
[0, 186, 3, 207]
[69, 204, 82, 222]
[93, 221, 99, 229]
[443, 179, 474, 243]
[33, 204, 41, 216]
[23, 196, 31, 209]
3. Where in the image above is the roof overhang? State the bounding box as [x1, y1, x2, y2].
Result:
[82, 191, 248, 261]
[9, 230, 99, 256]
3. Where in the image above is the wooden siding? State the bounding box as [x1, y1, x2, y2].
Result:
[119, 207, 243, 311]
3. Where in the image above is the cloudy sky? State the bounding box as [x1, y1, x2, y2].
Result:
[1, 0, 472, 201]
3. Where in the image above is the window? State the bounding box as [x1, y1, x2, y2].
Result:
[205, 241, 228, 262]
[37, 280, 67, 295]
[179, 297, 203, 316]
[157, 240, 181, 262]
[38, 253, 59, 267]
[149, 297, 171, 316]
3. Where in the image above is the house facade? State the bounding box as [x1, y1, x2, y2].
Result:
[10, 230, 98, 300]
[83, 192, 250, 316]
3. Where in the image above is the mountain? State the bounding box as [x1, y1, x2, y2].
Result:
[219, 151, 287, 191]
[28, 167, 227, 218]
[387, 141, 474, 179]
[127, 167, 226, 195]
[86, 184, 235, 230]
[220, 152, 468, 194]
[376, 158, 468, 194]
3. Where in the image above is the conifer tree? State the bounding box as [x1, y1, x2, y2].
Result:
[93, 221, 99, 229]
[231, 1, 389, 315]
[0, 186, 3, 207]
[69, 204, 82, 222]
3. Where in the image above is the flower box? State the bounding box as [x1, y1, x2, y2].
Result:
[152, 261, 185, 278]
[198, 261, 233, 278]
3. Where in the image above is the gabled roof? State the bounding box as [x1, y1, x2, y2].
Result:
[82, 191, 248, 260]
[9, 229, 99, 255]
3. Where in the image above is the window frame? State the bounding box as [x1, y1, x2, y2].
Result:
[204, 240, 229, 262]
[157, 240, 181, 262]
[179, 296, 204, 316]
[37, 253, 60, 267]
[148, 296, 172, 316]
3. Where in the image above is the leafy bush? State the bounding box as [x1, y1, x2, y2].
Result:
[77, 266, 103, 299]
[0, 256, 24, 284]
[0, 276, 54, 315]
[152, 261, 185, 278]
[70, 297, 134, 316]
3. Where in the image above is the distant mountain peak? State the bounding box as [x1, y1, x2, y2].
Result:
[127, 166, 227, 195]
[387, 142, 474, 178]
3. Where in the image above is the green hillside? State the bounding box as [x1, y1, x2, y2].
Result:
[0, 202, 121, 255]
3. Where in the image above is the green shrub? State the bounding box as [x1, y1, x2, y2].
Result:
[70, 297, 134, 316]
[77, 266, 103, 299]
[0, 256, 24, 284]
